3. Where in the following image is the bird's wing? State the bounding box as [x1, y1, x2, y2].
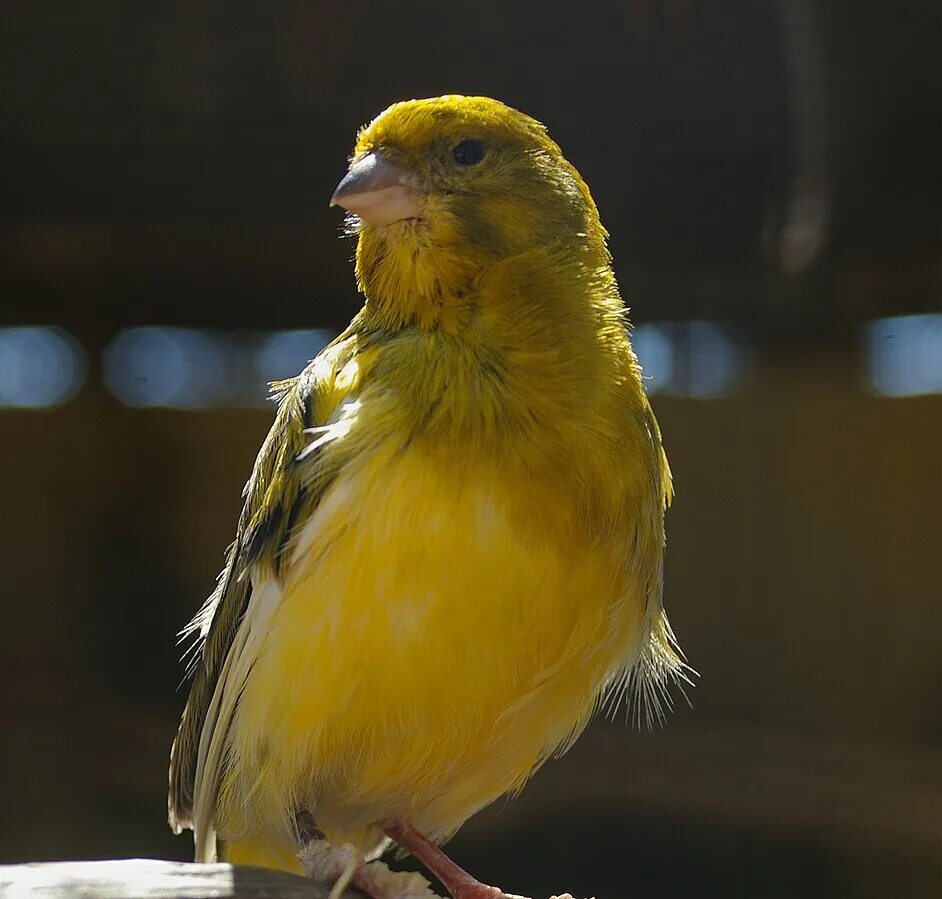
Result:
[168, 333, 365, 859]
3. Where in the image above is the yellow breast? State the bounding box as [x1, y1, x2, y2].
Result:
[219, 437, 647, 853]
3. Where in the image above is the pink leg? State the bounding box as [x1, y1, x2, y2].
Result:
[384, 821, 505, 899]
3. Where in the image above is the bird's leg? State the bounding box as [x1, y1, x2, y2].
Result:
[383, 821, 508, 899]
[299, 838, 438, 899]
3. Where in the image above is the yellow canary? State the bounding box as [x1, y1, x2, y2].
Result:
[169, 95, 686, 899]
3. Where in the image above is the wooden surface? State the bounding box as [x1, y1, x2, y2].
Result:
[0, 859, 583, 899]
[0, 859, 362, 899]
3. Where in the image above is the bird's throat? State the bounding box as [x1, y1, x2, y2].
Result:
[355, 225, 485, 332]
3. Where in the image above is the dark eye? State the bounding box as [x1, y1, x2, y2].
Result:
[452, 139, 485, 166]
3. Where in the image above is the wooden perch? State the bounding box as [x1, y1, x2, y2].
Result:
[0, 858, 365, 899]
[0, 858, 575, 899]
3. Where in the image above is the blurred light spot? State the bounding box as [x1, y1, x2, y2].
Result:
[255, 329, 332, 381]
[683, 320, 744, 397]
[866, 315, 942, 397]
[633, 320, 745, 397]
[0, 327, 86, 408]
[633, 324, 674, 392]
[251, 329, 333, 403]
[103, 328, 232, 408]
[103, 328, 337, 408]
[101, 322, 744, 408]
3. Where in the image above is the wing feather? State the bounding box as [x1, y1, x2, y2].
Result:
[168, 340, 360, 856]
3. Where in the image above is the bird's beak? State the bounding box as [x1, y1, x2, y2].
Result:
[330, 152, 424, 226]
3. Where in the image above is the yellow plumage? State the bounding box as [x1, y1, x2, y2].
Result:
[169, 95, 684, 883]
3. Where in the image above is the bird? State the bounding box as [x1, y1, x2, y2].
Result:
[168, 95, 687, 899]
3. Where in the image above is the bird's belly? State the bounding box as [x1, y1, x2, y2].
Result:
[223, 447, 643, 846]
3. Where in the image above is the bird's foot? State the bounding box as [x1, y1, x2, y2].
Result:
[384, 820, 530, 899]
[300, 838, 438, 899]
[351, 859, 441, 899]
[445, 883, 505, 899]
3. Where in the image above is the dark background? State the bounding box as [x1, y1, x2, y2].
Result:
[2, 2, 941, 898]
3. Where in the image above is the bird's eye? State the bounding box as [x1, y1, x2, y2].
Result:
[452, 140, 485, 166]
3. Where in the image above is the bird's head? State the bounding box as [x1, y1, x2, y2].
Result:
[331, 96, 609, 328]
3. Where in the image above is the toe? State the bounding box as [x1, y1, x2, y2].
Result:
[352, 859, 439, 899]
